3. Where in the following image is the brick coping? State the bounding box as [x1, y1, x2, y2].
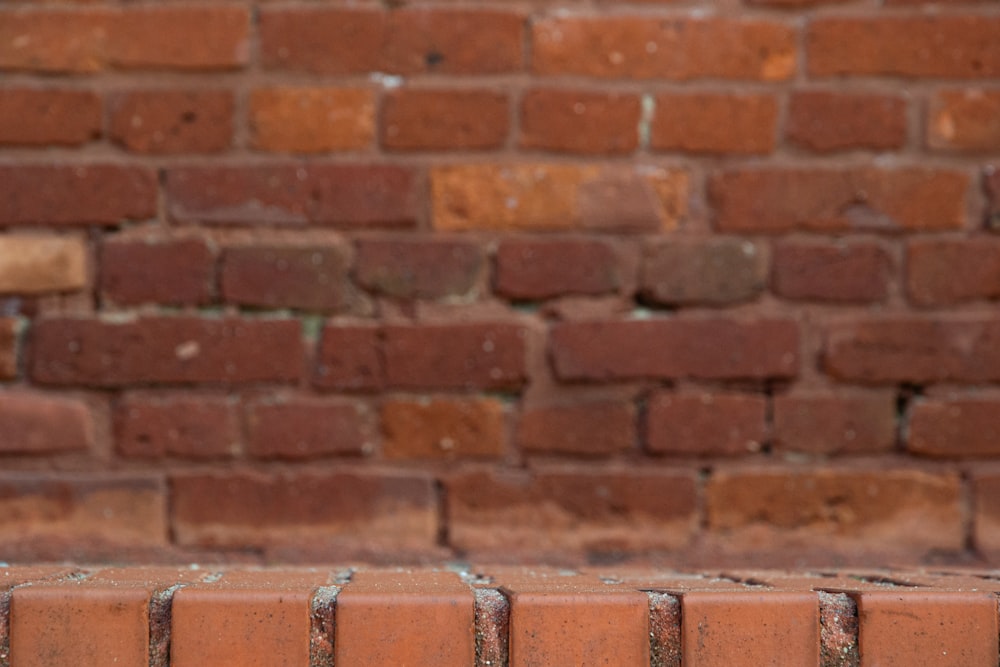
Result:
[3, 566, 1000, 665]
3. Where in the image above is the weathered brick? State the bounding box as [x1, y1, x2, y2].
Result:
[520, 89, 640, 154]
[431, 164, 688, 232]
[974, 473, 1000, 553]
[787, 91, 907, 152]
[808, 16, 1000, 78]
[0, 88, 101, 146]
[651, 93, 777, 154]
[646, 391, 767, 457]
[772, 240, 891, 303]
[909, 396, 1000, 458]
[0, 235, 87, 294]
[166, 165, 418, 227]
[30, 316, 303, 386]
[824, 316, 1000, 384]
[381, 397, 505, 460]
[0, 391, 92, 455]
[356, 238, 483, 300]
[929, 89, 1000, 152]
[517, 400, 635, 457]
[640, 238, 767, 306]
[773, 391, 896, 455]
[220, 243, 353, 311]
[496, 238, 625, 300]
[100, 236, 214, 306]
[551, 318, 798, 381]
[533, 17, 795, 80]
[907, 238, 1000, 306]
[108, 6, 249, 70]
[0, 318, 17, 379]
[109, 90, 233, 154]
[250, 87, 375, 153]
[246, 397, 373, 460]
[382, 89, 508, 151]
[0, 165, 156, 226]
[711, 168, 968, 232]
[115, 393, 236, 460]
[314, 323, 383, 391]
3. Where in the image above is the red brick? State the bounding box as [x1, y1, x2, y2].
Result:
[989, 167, 1000, 229]
[447, 468, 697, 553]
[773, 391, 896, 455]
[246, 397, 374, 460]
[0, 165, 156, 226]
[908, 397, 1000, 458]
[109, 90, 233, 154]
[706, 467, 963, 554]
[383, 322, 528, 390]
[0, 88, 100, 146]
[0, 9, 109, 72]
[772, 240, 891, 303]
[652, 93, 777, 154]
[517, 400, 635, 457]
[314, 323, 383, 391]
[907, 238, 1000, 306]
[930, 89, 1000, 152]
[115, 393, 236, 460]
[171, 470, 437, 549]
[166, 164, 418, 227]
[496, 238, 626, 300]
[711, 168, 968, 233]
[220, 243, 353, 311]
[382, 89, 509, 151]
[551, 318, 798, 381]
[0, 318, 17, 379]
[533, 17, 795, 80]
[251, 87, 375, 153]
[382, 397, 505, 460]
[640, 238, 767, 305]
[824, 316, 1000, 384]
[100, 236, 215, 306]
[787, 91, 907, 152]
[520, 89, 640, 154]
[30, 316, 303, 386]
[646, 391, 767, 457]
[974, 473, 1000, 553]
[0, 235, 87, 294]
[108, 6, 249, 71]
[355, 237, 484, 300]
[0, 391, 92, 455]
[259, 7, 384, 74]
[807, 16, 1000, 78]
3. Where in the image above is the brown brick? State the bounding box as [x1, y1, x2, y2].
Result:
[246, 397, 374, 460]
[0, 88, 100, 146]
[930, 89, 1000, 152]
[0, 318, 17, 379]
[447, 468, 697, 553]
[100, 236, 214, 306]
[0, 165, 156, 226]
[909, 397, 1000, 458]
[517, 400, 635, 457]
[0, 391, 92, 455]
[30, 316, 303, 386]
[431, 164, 688, 232]
[772, 240, 891, 303]
[382, 89, 508, 151]
[808, 16, 1000, 78]
[220, 243, 353, 311]
[640, 238, 767, 305]
[115, 393, 236, 460]
[166, 164, 418, 227]
[988, 167, 1000, 230]
[824, 316, 1000, 384]
[711, 168, 968, 233]
[109, 90, 233, 154]
[108, 6, 249, 70]
[907, 238, 1000, 306]
[355, 237, 484, 300]
[533, 17, 795, 80]
[787, 91, 907, 152]
[0, 235, 87, 294]
[773, 391, 896, 455]
[520, 89, 640, 154]
[314, 323, 383, 391]
[652, 93, 777, 154]
[646, 391, 767, 457]
[975, 473, 1000, 553]
[171, 470, 437, 549]
[551, 318, 798, 381]
[381, 397, 505, 460]
[251, 87, 375, 153]
[496, 238, 625, 300]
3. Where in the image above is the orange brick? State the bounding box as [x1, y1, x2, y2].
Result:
[109, 90, 233, 154]
[0, 318, 17, 380]
[0, 89, 100, 146]
[652, 93, 777, 154]
[520, 89, 640, 154]
[108, 6, 249, 70]
[381, 397, 505, 460]
[250, 87, 374, 153]
[929, 89, 1000, 152]
[0, 235, 87, 294]
[787, 91, 907, 152]
[0, 9, 110, 72]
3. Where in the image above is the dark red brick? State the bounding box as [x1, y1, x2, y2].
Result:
[355, 238, 484, 300]
[496, 238, 625, 300]
[100, 236, 215, 306]
[909, 396, 1000, 458]
[220, 243, 353, 311]
[906, 238, 1000, 306]
[646, 391, 767, 457]
[516, 400, 635, 457]
[381, 89, 509, 151]
[787, 91, 907, 152]
[109, 90, 233, 154]
[640, 238, 767, 305]
[651, 93, 777, 154]
[520, 89, 640, 154]
[773, 391, 896, 455]
[115, 393, 236, 460]
[0, 88, 101, 146]
[989, 167, 1000, 229]
[314, 323, 383, 391]
[0, 391, 92, 455]
[0, 318, 17, 379]
[246, 397, 374, 460]
[772, 240, 891, 303]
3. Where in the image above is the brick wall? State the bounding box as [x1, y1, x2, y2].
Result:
[0, 0, 998, 567]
